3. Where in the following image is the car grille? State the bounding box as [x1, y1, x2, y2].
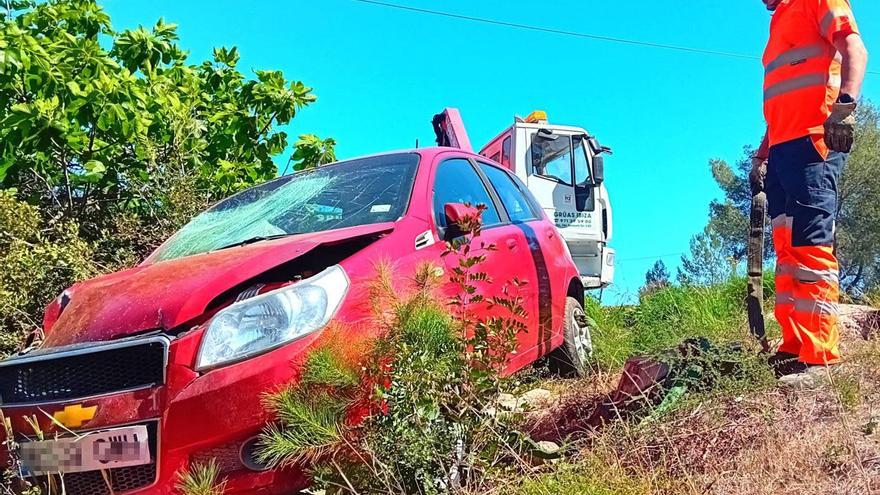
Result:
[60, 462, 158, 495]
[38, 422, 159, 495]
[0, 336, 168, 406]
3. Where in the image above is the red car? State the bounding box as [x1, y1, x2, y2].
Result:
[0, 148, 588, 494]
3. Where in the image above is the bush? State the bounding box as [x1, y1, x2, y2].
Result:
[0, 0, 335, 355]
[0, 190, 96, 356]
[176, 460, 227, 495]
[258, 208, 530, 494]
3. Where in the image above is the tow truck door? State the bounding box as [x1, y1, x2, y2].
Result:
[524, 130, 605, 283]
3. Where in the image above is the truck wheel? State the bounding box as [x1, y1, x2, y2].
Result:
[548, 297, 593, 378]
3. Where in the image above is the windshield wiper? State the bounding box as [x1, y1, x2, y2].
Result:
[215, 233, 300, 251]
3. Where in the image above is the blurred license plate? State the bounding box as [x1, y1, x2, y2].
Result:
[20, 425, 150, 476]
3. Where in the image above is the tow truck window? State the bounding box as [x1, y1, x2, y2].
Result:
[151, 153, 419, 262]
[501, 136, 512, 167]
[478, 162, 538, 223]
[572, 135, 593, 185]
[433, 158, 501, 228]
[529, 133, 573, 185]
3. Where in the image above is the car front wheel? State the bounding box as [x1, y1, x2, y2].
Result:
[548, 296, 593, 378]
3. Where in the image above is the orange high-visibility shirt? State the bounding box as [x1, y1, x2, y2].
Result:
[763, 0, 859, 151]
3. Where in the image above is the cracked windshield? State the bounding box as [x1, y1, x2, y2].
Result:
[151, 153, 419, 261]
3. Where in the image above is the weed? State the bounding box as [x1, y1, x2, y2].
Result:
[821, 443, 851, 475]
[831, 375, 862, 411]
[502, 450, 680, 495]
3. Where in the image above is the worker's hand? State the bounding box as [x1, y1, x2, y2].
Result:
[750, 157, 767, 192]
[824, 101, 857, 153]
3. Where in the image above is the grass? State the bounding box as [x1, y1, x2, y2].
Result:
[502, 451, 681, 495]
[585, 275, 777, 372]
[505, 276, 880, 495]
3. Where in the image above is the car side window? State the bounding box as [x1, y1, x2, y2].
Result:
[433, 158, 501, 228]
[478, 163, 539, 223]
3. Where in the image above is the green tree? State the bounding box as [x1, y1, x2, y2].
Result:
[837, 103, 880, 295]
[643, 259, 671, 293]
[0, 190, 96, 355]
[677, 228, 737, 287]
[289, 133, 337, 172]
[702, 102, 880, 296]
[0, 0, 335, 262]
[0, 0, 336, 352]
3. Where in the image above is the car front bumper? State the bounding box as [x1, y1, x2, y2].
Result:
[0, 330, 322, 494]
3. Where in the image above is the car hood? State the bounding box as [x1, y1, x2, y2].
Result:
[42, 223, 394, 348]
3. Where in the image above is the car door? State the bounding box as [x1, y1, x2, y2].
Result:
[430, 156, 541, 373]
[475, 161, 555, 367]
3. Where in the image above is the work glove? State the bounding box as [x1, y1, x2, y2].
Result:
[824, 101, 857, 153]
[750, 157, 767, 193]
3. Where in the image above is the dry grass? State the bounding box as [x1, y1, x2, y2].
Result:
[501, 305, 880, 495]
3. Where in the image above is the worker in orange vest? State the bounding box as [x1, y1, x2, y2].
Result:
[752, 0, 868, 386]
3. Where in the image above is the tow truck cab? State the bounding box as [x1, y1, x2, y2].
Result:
[478, 111, 615, 289]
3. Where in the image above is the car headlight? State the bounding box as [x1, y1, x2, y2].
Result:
[196, 265, 349, 371]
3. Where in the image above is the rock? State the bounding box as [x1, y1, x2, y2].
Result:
[534, 440, 561, 456]
[839, 304, 880, 340]
[526, 439, 562, 461]
[496, 388, 553, 413]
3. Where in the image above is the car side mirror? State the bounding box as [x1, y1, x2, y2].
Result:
[593, 155, 605, 184]
[442, 202, 479, 240]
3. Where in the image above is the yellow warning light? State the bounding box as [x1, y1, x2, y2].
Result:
[525, 110, 548, 123]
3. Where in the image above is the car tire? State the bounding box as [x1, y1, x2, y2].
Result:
[548, 296, 593, 378]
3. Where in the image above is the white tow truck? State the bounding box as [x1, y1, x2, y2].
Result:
[433, 108, 615, 292]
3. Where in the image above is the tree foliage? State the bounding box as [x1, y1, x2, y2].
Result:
[0, 0, 335, 352]
[696, 102, 880, 295]
[0, 0, 332, 254]
[677, 228, 737, 287]
[0, 190, 96, 355]
[290, 133, 337, 172]
[643, 259, 671, 294]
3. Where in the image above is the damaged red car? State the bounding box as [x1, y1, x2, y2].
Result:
[0, 147, 588, 494]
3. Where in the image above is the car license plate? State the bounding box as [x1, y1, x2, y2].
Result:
[20, 425, 151, 476]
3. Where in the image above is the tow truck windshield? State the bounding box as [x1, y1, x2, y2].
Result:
[528, 132, 592, 186]
[150, 153, 420, 262]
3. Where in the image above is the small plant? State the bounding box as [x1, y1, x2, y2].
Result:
[258, 206, 531, 494]
[831, 374, 862, 411]
[175, 460, 227, 495]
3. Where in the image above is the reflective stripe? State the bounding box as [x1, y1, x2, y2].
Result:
[776, 291, 795, 305]
[776, 263, 796, 277]
[793, 298, 839, 316]
[764, 44, 827, 74]
[828, 73, 842, 88]
[821, 9, 851, 37]
[764, 73, 828, 101]
[795, 266, 839, 284]
[771, 215, 791, 230]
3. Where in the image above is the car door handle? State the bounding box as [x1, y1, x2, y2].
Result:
[506, 238, 518, 250]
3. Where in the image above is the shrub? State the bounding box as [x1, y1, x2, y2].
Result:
[176, 460, 227, 495]
[0, 190, 97, 356]
[258, 207, 530, 494]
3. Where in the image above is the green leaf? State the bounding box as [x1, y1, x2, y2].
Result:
[82, 160, 106, 182]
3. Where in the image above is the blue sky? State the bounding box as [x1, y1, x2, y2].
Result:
[103, 0, 879, 302]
